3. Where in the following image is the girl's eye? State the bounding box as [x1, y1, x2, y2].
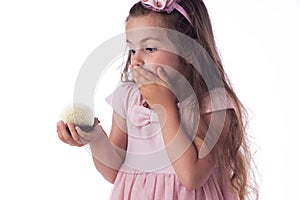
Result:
[145, 47, 157, 53]
[130, 49, 136, 55]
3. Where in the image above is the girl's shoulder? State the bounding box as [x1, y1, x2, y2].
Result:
[106, 82, 136, 100]
[105, 82, 139, 118]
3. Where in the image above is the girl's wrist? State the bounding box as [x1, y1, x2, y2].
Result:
[152, 101, 180, 124]
[152, 101, 177, 113]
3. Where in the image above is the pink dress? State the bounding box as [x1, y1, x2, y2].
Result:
[106, 82, 238, 200]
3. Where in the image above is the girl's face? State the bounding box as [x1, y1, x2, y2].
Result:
[125, 15, 191, 80]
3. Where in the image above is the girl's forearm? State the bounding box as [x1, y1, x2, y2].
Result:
[153, 103, 194, 161]
[88, 132, 125, 184]
[154, 103, 213, 189]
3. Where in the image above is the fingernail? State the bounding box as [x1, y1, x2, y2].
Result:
[158, 67, 164, 73]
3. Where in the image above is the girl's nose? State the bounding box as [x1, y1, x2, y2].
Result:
[131, 50, 145, 67]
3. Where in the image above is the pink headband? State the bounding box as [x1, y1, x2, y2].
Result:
[141, 0, 192, 25]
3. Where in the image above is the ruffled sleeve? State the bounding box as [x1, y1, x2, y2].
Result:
[105, 82, 135, 118]
[201, 88, 237, 114]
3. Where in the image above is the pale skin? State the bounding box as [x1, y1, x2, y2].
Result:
[56, 14, 232, 190]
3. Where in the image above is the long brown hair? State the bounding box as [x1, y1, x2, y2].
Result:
[124, 1, 258, 199]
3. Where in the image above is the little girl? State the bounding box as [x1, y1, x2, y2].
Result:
[56, 0, 257, 199]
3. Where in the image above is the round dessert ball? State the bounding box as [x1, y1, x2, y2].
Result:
[60, 104, 94, 131]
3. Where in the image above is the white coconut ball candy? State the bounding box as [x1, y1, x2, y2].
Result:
[60, 104, 95, 131]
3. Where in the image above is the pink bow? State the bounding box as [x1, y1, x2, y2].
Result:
[128, 105, 151, 127]
[127, 89, 152, 127]
[141, 0, 179, 13]
[141, 0, 192, 24]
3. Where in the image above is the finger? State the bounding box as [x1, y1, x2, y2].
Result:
[75, 126, 91, 141]
[57, 121, 81, 146]
[130, 67, 139, 83]
[57, 121, 71, 142]
[157, 67, 170, 84]
[76, 125, 102, 145]
[131, 68, 150, 87]
[67, 122, 84, 146]
[56, 121, 66, 141]
[134, 66, 159, 81]
[132, 66, 163, 87]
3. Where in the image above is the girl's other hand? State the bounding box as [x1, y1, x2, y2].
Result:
[131, 65, 177, 107]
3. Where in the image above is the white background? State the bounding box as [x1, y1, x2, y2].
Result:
[0, 0, 299, 199]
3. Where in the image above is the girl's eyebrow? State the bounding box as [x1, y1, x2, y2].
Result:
[126, 37, 161, 44]
[126, 40, 133, 45]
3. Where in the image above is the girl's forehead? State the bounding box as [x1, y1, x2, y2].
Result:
[126, 28, 165, 42]
[125, 15, 168, 43]
[126, 15, 166, 31]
